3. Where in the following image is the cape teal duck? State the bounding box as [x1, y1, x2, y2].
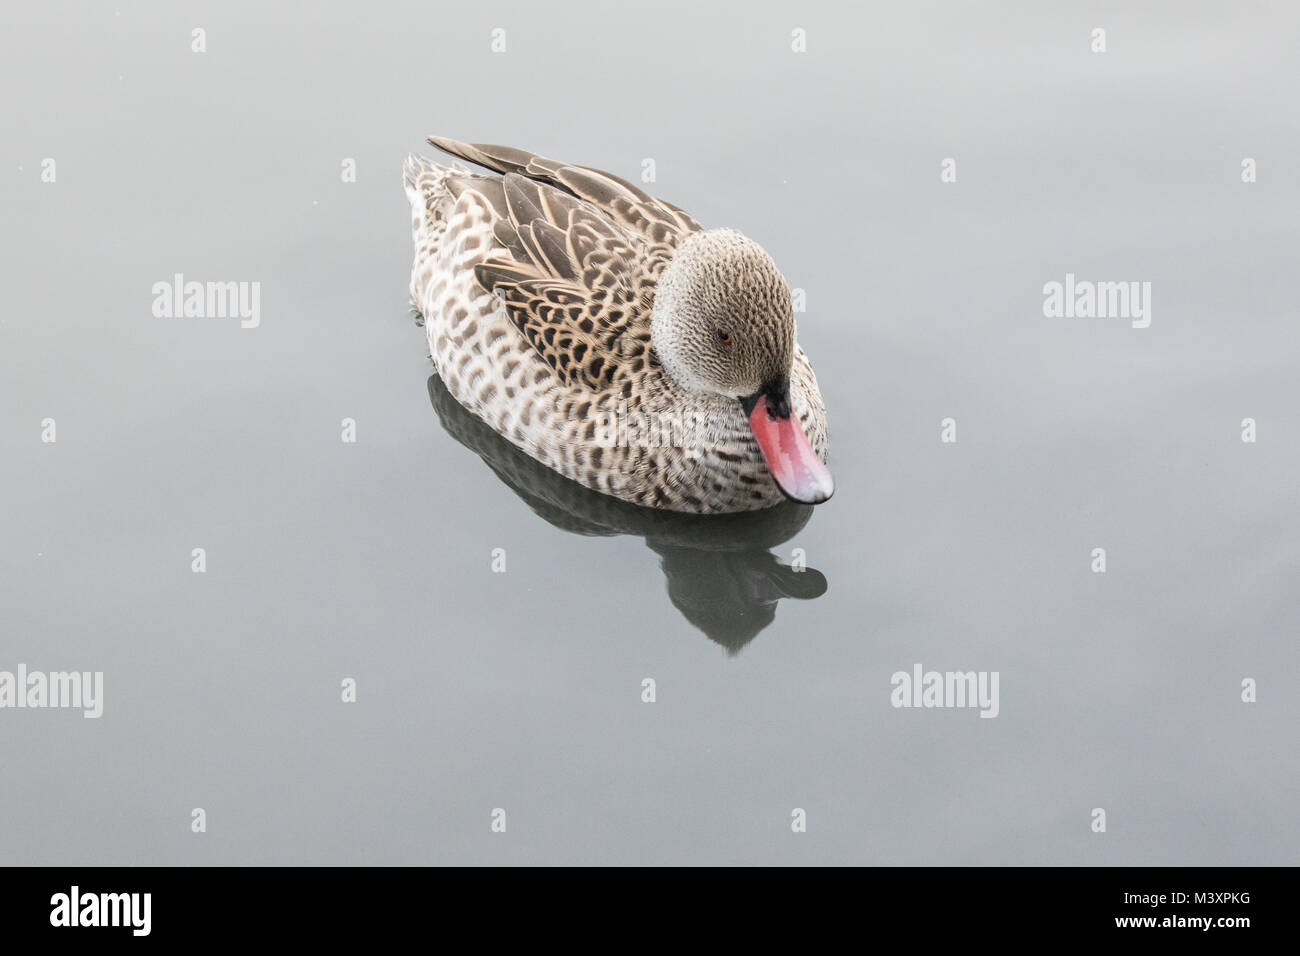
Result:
[404, 137, 833, 513]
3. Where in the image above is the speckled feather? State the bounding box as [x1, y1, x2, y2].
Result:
[404, 138, 828, 513]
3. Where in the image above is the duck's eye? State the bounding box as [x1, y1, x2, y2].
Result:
[716, 329, 733, 345]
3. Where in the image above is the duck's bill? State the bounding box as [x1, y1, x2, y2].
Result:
[744, 400, 834, 505]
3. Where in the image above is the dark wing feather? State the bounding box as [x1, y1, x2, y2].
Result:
[445, 173, 508, 220]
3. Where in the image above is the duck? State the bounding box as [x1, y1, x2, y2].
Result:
[404, 136, 833, 514]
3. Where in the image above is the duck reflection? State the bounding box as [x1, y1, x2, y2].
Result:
[427, 374, 828, 653]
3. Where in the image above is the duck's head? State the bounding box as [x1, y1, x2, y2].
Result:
[651, 228, 834, 505]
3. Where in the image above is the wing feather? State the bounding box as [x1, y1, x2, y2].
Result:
[429, 136, 699, 392]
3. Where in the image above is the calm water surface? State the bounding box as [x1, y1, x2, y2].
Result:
[2, 2, 1297, 864]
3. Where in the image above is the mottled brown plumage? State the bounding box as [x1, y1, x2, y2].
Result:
[405, 137, 831, 513]
[432, 136, 694, 395]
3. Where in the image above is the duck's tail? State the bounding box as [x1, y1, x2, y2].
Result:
[405, 154, 463, 312]
[403, 153, 451, 249]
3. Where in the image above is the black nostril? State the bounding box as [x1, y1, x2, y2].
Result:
[763, 375, 791, 419]
[741, 376, 791, 418]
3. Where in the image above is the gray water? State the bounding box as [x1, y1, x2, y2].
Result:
[2, 1, 1297, 865]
